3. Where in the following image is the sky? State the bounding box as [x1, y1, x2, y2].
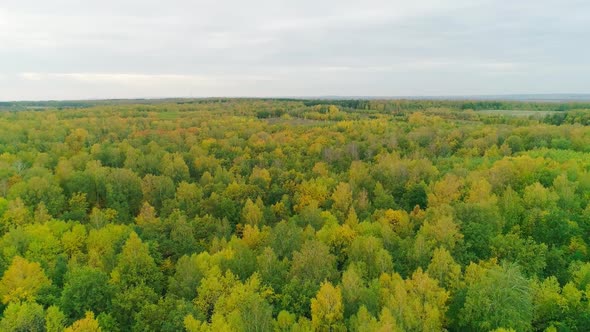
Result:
[1, 0, 589, 100]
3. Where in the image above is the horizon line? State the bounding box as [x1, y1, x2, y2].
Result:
[3, 93, 590, 104]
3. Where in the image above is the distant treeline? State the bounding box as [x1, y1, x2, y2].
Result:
[0, 98, 240, 110]
[4, 98, 590, 117]
[544, 110, 590, 125]
[303, 99, 590, 112]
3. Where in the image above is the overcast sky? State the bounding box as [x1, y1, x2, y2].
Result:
[1, 0, 589, 100]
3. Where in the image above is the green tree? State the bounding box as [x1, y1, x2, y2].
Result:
[111, 284, 158, 331]
[133, 297, 201, 332]
[290, 240, 338, 284]
[8, 176, 65, 216]
[348, 235, 393, 280]
[257, 247, 288, 292]
[45, 305, 66, 332]
[175, 181, 202, 218]
[111, 232, 162, 292]
[270, 220, 303, 259]
[141, 174, 175, 212]
[459, 263, 533, 331]
[105, 168, 143, 222]
[426, 247, 461, 290]
[0, 301, 45, 332]
[341, 264, 379, 318]
[62, 192, 89, 222]
[60, 267, 113, 320]
[168, 254, 206, 300]
[160, 152, 190, 183]
[373, 182, 396, 210]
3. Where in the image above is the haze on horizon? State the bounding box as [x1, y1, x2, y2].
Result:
[1, 0, 589, 101]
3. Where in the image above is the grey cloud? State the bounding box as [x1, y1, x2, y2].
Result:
[0, 0, 589, 100]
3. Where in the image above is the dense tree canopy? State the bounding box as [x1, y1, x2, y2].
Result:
[0, 98, 589, 330]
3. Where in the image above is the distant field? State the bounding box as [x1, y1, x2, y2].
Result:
[157, 111, 181, 119]
[476, 109, 562, 117]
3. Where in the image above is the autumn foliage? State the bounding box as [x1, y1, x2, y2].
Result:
[0, 98, 589, 330]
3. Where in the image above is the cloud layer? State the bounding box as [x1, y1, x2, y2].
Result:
[1, 0, 589, 100]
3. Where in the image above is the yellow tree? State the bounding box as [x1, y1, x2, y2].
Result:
[1, 198, 31, 230]
[380, 269, 449, 332]
[427, 247, 462, 290]
[0, 256, 50, 304]
[331, 182, 353, 220]
[65, 128, 89, 154]
[344, 207, 359, 228]
[242, 198, 263, 226]
[276, 310, 296, 331]
[413, 215, 462, 267]
[64, 312, 101, 332]
[249, 166, 272, 190]
[427, 174, 464, 207]
[311, 281, 345, 331]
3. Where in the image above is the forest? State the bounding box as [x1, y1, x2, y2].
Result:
[0, 98, 590, 331]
